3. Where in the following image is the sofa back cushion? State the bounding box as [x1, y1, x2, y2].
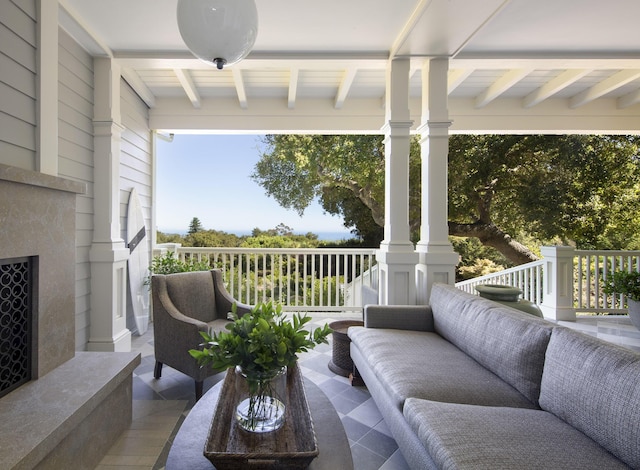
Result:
[539, 327, 640, 469]
[429, 283, 554, 406]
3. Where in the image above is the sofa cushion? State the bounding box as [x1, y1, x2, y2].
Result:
[349, 327, 537, 410]
[539, 327, 640, 469]
[403, 398, 629, 470]
[429, 283, 553, 406]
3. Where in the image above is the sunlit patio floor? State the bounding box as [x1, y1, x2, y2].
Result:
[97, 313, 640, 469]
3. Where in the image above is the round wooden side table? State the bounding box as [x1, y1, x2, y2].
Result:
[328, 320, 364, 378]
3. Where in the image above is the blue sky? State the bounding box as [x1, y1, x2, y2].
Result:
[155, 134, 352, 238]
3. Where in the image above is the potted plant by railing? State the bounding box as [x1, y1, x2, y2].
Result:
[602, 270, 640, 330]
[189, 301, 331, 432]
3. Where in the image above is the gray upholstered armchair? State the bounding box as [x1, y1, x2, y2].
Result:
[151, 269, 251, 400]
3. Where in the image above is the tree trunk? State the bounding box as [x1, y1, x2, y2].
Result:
[449, 221, 539, 265]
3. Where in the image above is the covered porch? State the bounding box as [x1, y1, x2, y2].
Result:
[2, 0, 640, 468]
[55, 0, 640, 352]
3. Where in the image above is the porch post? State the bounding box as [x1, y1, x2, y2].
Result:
[539, 245, 577, 321]
[88, 58, 131, 352]
[416, 59, 459, 304]
[377, 58, 419, 305]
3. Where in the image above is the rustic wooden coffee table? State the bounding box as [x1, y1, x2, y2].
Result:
[166, 372, 353, 470]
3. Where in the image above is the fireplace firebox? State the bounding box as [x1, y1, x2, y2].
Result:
[0, 257, 36, 398]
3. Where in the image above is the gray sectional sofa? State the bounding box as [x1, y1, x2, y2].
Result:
[349, 283, 640, 470]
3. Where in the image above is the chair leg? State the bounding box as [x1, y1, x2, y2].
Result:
[154, 361, 163, 379]
[195, 380, 204, 401]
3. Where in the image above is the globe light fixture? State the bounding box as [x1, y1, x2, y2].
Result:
[177, 0, 258, 70]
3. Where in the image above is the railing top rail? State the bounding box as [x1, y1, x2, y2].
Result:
[173, 247, 378, 255]
[574, 249, 640, 257]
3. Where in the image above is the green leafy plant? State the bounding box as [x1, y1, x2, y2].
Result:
[602, 270, 640, 302]
[145, 251, 210, 285]
[189, 301, 331, 375]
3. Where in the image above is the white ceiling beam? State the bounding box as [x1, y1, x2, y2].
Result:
[389, 0, 433, 58]
[288, 68, 299, 109]
[335, 68, 358, 109]
[523, 69, 591, 108]
[570, 69, 640, 108]
[475, 69, 531, 108]
[448, 68, 474, 93]
[618, 88, 640, 109]
[232, 69, 248, 109]
[174, 69, 201, 109]
[121, 67, 156, 108]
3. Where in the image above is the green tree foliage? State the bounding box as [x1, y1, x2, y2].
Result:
[252, 135, 421, 247]
[188, 217, 203, 234]
[253, 134, 640, 264]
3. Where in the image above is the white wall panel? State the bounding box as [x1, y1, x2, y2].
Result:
[57, 28, 94, 350]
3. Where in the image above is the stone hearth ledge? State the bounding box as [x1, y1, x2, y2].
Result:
[0, 352, 140, 470]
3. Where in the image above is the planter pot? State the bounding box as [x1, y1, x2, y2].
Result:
[475, 284, 543, 318]
[234, 366, 286, 433]
[627, 299, 640, 331]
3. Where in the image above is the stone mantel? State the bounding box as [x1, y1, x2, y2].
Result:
[0, 164, 86, 195]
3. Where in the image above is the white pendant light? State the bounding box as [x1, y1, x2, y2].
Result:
[177, 0, 258, 70]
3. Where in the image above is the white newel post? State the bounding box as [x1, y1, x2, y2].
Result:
[539, 245, 577, 321]
[416, 59, 459, 304]
[88, 58, 132, 352]
[377, 58, 419, 305]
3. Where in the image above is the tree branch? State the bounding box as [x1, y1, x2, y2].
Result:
[449, 221, 539, 264]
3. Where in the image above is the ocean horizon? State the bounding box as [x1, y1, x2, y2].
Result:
[159, 229, 354, 242]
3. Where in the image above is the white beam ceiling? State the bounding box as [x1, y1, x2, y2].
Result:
[61, 0, 640, 135]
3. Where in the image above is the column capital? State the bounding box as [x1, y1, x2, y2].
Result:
[381, 120, 414, 134]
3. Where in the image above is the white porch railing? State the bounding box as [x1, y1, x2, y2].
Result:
[154, 244, 377, 312]
[455, 260, 545, 304]
[455, 246, 640, 320]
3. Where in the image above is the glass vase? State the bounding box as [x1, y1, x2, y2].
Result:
[234, 366, 286, 433]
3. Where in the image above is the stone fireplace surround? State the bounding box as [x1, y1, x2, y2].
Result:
[0, 164, 140, 469]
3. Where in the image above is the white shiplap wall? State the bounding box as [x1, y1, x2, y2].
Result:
[57, 28, 94, 349]
[120, 79, 153, 335]
[0, 0, 37, 170]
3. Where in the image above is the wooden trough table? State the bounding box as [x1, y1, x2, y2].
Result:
[166, 370, 353, 470]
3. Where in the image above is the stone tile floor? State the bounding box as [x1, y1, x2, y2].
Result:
[97, 312, 640, 469]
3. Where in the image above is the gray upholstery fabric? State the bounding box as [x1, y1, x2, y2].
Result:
[351, 344, 439, 470]
[151, 270, 251, 383]
[363, 304, 434, 331]
[429, 283, 553, 405]
[539, 327, 640, 469]
[403, 398, 630, 470]
[349, 327, 537, 410]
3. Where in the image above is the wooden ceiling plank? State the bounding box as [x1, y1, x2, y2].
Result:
[475, 68, 531, 108]
[173, 68, 201, 109]
[121, 67, 155, 108]
[335, 68, 358, 109]
[288, 68, 299, 109]
[618, 88, 640, 109]
[232, 68, 248, 109]
[448, 68, 474, 93]
[569, 69, 640, 108]
[524, 69, 591, 108]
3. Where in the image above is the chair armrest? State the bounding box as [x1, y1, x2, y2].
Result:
[157, 291, 210, 332]
[211, 269, 252, 318]
[364, 305, 434, 331]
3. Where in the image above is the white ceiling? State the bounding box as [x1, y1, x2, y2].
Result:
[59, 0, 640, 134]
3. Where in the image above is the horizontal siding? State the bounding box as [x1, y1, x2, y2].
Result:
[0, 0, 36, 171]
[58, 28, 94, 350]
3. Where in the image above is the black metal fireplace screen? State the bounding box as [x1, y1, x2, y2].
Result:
[0, 257, 34, 398]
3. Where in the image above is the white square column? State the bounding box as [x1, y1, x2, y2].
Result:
[88, 58, 131, 352]
[377, 59, 419, 305]
[416, 59, 459, 304]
